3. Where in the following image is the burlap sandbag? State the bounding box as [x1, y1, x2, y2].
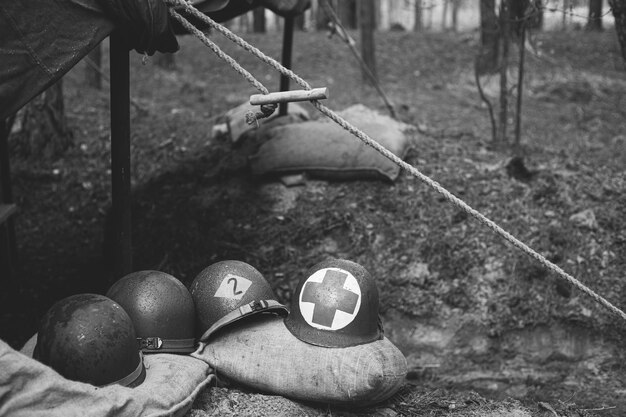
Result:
[248, 104, 414, 182]
[192, 316, 407, 406]
[0, 336, 213, 417]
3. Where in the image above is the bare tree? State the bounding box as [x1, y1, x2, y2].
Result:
[587, 0, 603, 31]
[85, 44, 102, 90]
[359, 0, 377, 82]
[335, 0, 357, 29]
[451, 0, 460, 32]
[497, 0, 510, 145]
[253, 6, 267, 32]
[610, 0, 626, 62]
[414, 0, 423, 31]
[477, 0, 499, 75]
[11, 80, 73, 159]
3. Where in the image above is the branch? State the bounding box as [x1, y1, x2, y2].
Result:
[474, 61, 497, 143]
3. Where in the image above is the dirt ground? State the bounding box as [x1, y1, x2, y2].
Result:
[2, 27, 626, 416]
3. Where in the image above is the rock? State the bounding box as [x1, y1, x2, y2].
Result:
[569, 209, 598, 230]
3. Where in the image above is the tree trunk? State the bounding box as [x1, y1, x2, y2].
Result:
[441, 0, 449, 30]
[156, 52, 176, 70]
[563, 0, 570, 29]
[497, 0, 510, 145]
[11, 80, 73, 159]
[316, 0, 330, 30]
[514, 22, 526, 151]
[85, 43, 102, 90]
[253, 6, 267, 32]
[609, 0, 626, 63]
[510, 0, 529, 38]
[587, 0, 603, 31]
[295, 13, 306, 30]
[336, 0, 357, 29]
[477, 0, 499, 75]
[451, 0, 460, 32]
[414, 0, 423, 31]
[529, 0, 543, 30]
[359, 0, 377, 83]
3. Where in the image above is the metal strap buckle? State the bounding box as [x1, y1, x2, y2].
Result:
[140, 337, 163, 350]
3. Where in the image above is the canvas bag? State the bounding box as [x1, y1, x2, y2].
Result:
[0, 335, 213, 417]
[192, 315, 407, 406]
[248, 104, 415, 182]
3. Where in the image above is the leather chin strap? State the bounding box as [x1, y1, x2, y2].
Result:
[200, 299, 289, 342]
[139, 337, 197, 352]
[104, 351, 144, 387]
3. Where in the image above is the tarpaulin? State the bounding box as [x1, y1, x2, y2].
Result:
[0, 0, 309, 120]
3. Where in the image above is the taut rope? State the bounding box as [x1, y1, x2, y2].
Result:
[165, 0, 626, 324]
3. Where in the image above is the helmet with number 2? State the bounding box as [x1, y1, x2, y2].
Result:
[284, 258, 384, 348]
[190, 260, 288, 342]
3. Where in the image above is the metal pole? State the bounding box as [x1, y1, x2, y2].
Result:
[279, 16, 295, 116]
[109, 32, 133, 278]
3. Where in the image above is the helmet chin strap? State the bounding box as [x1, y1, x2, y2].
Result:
[139, 337, 197, 352]
[103, 352, 145, 387]
[199, 299, 289, 343]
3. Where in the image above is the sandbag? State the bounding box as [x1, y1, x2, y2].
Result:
[0, 336, 214, 417]
[192, 315, 407, 406]
[248, 104, 414, 181]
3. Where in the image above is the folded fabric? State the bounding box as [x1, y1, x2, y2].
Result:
[192, 315, 407, 406]
[0, 336, 213, 417]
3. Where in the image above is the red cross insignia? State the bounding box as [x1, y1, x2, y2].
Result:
[299, 267, 362, 330]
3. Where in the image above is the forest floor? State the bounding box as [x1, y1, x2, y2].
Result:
[2, 27, 626, 416]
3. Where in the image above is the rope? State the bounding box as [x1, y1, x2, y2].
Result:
[165, 1, 626, 324]
[169, 7, 276, 123]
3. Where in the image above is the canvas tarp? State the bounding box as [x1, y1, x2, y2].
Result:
[0, 0, 308, 120]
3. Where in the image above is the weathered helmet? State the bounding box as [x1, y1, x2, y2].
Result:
[190, 260, 288, 342]
[284, 259, 384, 348]
[34, 293, 145, 387]
[106, 270, 197, 354]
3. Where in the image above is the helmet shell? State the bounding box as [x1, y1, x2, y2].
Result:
[106, 270, 197, 354]
[190, 260, 288, 342]
[34, 294, 145, 387]
[284, 259, 384, 348]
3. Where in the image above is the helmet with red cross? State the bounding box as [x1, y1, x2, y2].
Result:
[34, 294, 145, 387]
[106, 270, 197, 354]
[284, 258, 384, 348]
[190, 260, 289, 342]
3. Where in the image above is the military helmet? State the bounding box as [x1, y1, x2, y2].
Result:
[34, 293, 145, 387]
[190, 260, 288, 342]
[106, 270, 197, 354]
[284, 258, 384, 348]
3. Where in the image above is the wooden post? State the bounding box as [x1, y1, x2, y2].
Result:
[279, 16, 295, 116]
[250, 88, 329, 105]
[109, 32, 133, 278]
[0, 118, 17, 286]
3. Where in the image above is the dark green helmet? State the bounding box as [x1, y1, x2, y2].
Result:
[190, 260, 288, 342]
[284, 259, 384, 348]
[106, 270, 197, 354]
[34, 293, 145, 387]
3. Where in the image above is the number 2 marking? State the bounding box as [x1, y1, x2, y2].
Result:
[227, 277, 243, 296]
[214, 274, 253, 300]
